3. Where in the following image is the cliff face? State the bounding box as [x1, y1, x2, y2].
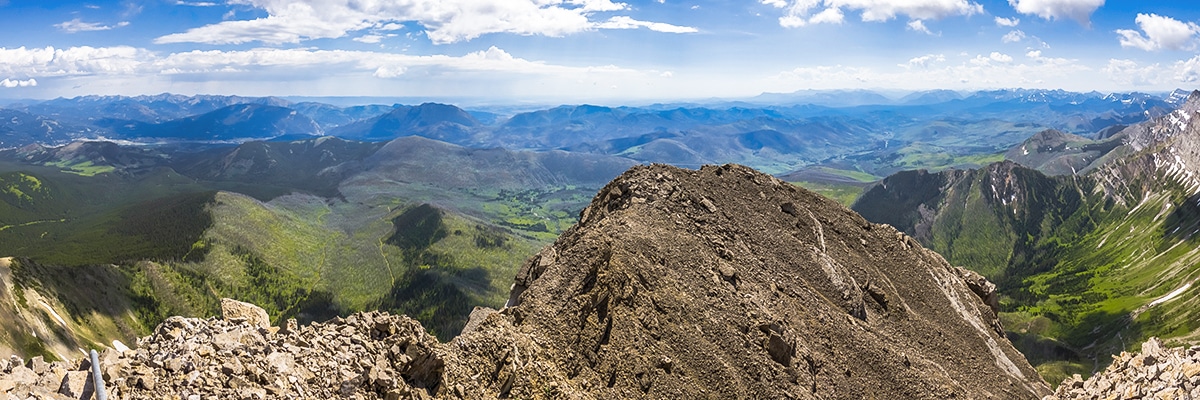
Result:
[0, 164, 1050, 399]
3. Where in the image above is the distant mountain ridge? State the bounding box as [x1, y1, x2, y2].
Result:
[0, 89, 1192, 180]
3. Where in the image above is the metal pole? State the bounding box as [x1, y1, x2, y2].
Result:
[90, 349, 107, 400]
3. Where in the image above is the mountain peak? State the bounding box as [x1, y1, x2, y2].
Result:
[501, 163, 1048, 398]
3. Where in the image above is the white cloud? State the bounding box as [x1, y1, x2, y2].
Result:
[907, 20, 933, 35]
[0, 46, 149, 77]
[968, 52, 1014, 66]
[833, 0, 983, 21]
[1179, 56, 1200, 82]
[1115, 13, 1200, 51]
[0, 45, 646, 88]
[995, 17, 1019, 27]
[1100, 57, 1200, 86]
[1002, 30, 1026, 43]
[808, 7, 844, 24]
[901, 53, 945, 68]
[768, 0, 981, 28]
[55, 18, 126, 33]
[353, 35, 384, 44]
[595, 16, 699, 33]
[1008, 0, 1103, 26]
[154, 0, 692, 45]
[1, 78, 37, 88]
[1103, 59, 1166, 86]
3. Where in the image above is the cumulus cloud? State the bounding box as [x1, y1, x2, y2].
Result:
[907, 20, 933, 35]
[1008, 0, 1103, 26]
[1115, 13, 1200, 51]
[55, 18, 129, 33]
[767, 0, 982, 28]
[1103, 59, 1166, 86]
[1, 78, 37, 88]
[154, 0, 694, 45]
[0, 46, 149, 77]
[1002, 30, 1026, 43]
[901, 53, 945, 68]
[595, 16, 699, 33]
[995, 17, 1019, 27]
[808, 7, 845, 25]
[353, 35, 384, 44]
[0, 45, 644, 86]
[1099, 57, 1200, 86]
[969, 52, 1014, 66]
[1179, 56, 1200, 82]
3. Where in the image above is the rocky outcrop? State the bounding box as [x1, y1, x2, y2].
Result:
[1045, 337, 1200, 400]
[220, 298, 271, 330]
[0, 164, 1051, 399]
[484, 163, 1049, 398]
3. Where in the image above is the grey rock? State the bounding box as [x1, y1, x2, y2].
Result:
[220, 298, 271, 329]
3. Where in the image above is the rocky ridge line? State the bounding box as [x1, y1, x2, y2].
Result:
[1, 163, 1051, 399]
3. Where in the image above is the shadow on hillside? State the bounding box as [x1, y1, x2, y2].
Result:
[1163, 193, 1200, 244]
[378, 265, 492, 341]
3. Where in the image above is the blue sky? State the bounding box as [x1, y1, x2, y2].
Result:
[0, 0, 1198, 103]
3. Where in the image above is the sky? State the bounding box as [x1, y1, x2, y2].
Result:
[1, 0, 1199, 103]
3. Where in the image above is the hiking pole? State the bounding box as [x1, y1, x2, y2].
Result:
[90, 349, 107, 400]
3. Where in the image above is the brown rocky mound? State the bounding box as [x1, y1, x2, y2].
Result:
[0, 164, 1051, 399]
[1045, 337, 1200, 400]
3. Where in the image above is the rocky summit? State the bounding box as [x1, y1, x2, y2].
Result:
[0, 164, 1051, 399]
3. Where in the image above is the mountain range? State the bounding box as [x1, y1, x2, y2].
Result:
[0, 89, 1186, 179]
[852, 91, 1200, 383]
[0, 88, 1199, 393]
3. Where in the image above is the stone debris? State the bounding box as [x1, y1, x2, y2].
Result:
[1045, 337, 1200, 400]
[0, 301, 446, 400]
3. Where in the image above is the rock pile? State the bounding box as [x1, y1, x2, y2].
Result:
[1045, 337, 1200, 400]
[0, 302, 448, 400]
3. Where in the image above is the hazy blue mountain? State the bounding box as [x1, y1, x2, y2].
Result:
[899, 90, 964, 105]
[101, 104, 323, 142]
[1, 108, 93, 148]
[289, 102, 398, 129]
[750, 89, 894, 107]
[21, 93, 292, 125]
[329, 103, 481, 142]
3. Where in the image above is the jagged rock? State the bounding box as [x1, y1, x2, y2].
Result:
[1045, 337, 1200, 400]
[220, 298, 271, 329]
[57, 370, 90, 399]
[460, 307, 498, 335]
[0, 164, 1051, 399]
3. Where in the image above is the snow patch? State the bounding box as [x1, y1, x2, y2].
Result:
[1148, 282, 1191, 308]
